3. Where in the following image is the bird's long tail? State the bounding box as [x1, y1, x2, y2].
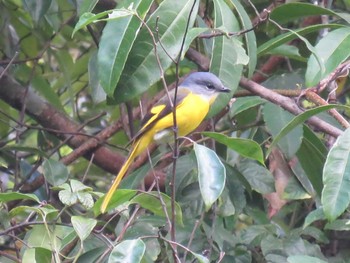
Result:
[100, 140, 142, 213]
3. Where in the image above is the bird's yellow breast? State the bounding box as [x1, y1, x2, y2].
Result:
[133, 92, 211, 156]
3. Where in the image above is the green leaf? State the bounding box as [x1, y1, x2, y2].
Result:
[98, 0, 153, 96]
[325, 219, 350, 231]
[203, 132, 264, 165]
[77, 192, 94, 209]
[70, 179, 93, 192]
[130, 192, 183, 225]
[1, 145, 48, 158]
[227, 0, 257, 78]
[109, 239, 146, 263]
[76, 0, 99, 16]
[94, 189, 137, 215]
[296, 126, 327, 196]
[263, 103, 303, 159]
[58, 189, 77, 206]
[287, 255, 328, 263]
[0, 192, 40, 203]
[322, 127, 350, 221]
[23, 0, 52, 23]
[114, 0, 199, 102]
[42, 158, 69, 186]
[71, 216, 97, 241]
[72, 11, 113, 37]
[258, 24, 344, 56]
[238, 160, 275, 194]
[306, 27, 350, 87]
[303, 208, 325, 229]
[194, 143, 226, 210]
[266, 104, 350, 158]
[230, 96, 266, 117]
[283, 177, 311, 200]
[267, 45, 305, 62]
[88, 51, 106, 103]
[209, 0, 248, 116]
[270, 2, 349, 24]
[22, 248, 51, 263]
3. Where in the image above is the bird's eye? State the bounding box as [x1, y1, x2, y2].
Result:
[206, 84, 215, 90]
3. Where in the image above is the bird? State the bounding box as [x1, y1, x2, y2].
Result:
[101, 72, 230, 213]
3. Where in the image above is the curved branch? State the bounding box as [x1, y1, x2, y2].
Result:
[0, 67, 125, 175]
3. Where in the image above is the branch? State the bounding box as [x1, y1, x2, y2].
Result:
[0, 67, 124, 175]
[239, 77, 343, 137]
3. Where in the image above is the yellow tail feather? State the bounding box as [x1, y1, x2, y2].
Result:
[100, 140, 141, 213]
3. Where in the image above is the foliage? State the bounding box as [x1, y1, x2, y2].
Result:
[1, 0, 350, 262]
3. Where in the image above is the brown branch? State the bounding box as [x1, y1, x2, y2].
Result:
[0, 67, 124, 176]
[239, 77, 343, 137]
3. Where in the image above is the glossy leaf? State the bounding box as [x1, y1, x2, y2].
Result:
[130, 192, 183, 225]
[306, 27, 350, 87]
[209, 0, 249, 116]
[203, 132, 264, 165]
[98, 0, 153, 96]
[109, 239, 145, 263]
[322, 127, 350, 221]
[264, 103, 303, 159]
[42, 159, 69, 186]
[71, 216, 97, 241]
[115, 0, 199, 102]
[194, 143, 226, 210]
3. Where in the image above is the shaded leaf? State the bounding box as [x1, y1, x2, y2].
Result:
[130, 192, 183, 225]
[23, 0, 52, 23]
[264, 103, 303, 159]
[94, 189, 137, 216]
[303, 208, 326, 229]
[42, 159, 69, 186]
[238, 160, 275, 194]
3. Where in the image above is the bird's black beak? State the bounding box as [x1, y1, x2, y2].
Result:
[219, 86, 230, 93]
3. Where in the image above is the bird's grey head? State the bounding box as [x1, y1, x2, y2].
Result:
[181, 72, 230, 97]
